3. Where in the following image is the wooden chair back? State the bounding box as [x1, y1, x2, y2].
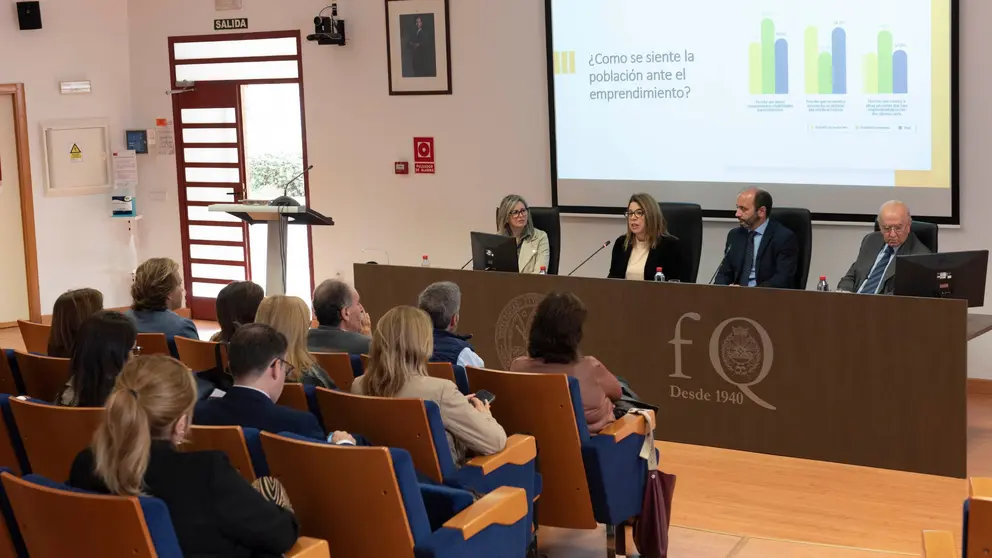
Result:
[465, 366, 595, 529]
[360, 354, 369, 370]
[315, 388, 443, 482]
[136, 333, 170, 357]
[0, 353, 20, 396]
[16, 321, 49, 355]
[922, 530, 958, 557]
[277, 383, 309, 412]
[175, 337, 228, 372]
[1, 472, 157, 557]
[312, 353, 355, 392]
[260, 432, 415, 558]
[183, 425, 256, 483]
[13, 353, 70, 402]
[9, 398, 103, 481]
[0, 405, 22, 476]
[969, 478, 992, 558]
[0, 494, 16, 558]
[426, 362, 457, 385]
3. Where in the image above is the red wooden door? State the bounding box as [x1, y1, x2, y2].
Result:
[172, 82, 250, 320]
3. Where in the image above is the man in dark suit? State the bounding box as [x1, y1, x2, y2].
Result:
[195, 323, 355, 443]
[307, 279, 371, 355]
[837, 201, 932, 294]
[714, 187, 799, 288]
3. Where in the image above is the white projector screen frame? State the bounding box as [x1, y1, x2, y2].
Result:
[544, 0, 961, 224]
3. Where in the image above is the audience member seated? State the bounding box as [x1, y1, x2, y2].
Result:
[55, 311, 138, 407]
[307, 279, 371, 355]
[195, 324, 355, 444]
[69, 355, 299, 557]
[256, 295, 336, 389]
[125, 258, 198, 357]
[47, 288, 104, 358]
[608, 192, 684, 281]
[417, 282, 484, 368]
[497, 194, 550, 274]
[210, 280, 265, 343]
[352, 306, 506, 465]
[510, 292, 622, 433]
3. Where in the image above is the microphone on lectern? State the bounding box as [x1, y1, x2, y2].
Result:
[459, 257, 473, 270]
[567, 240, 611, 276]
[708, 244, 732, 285]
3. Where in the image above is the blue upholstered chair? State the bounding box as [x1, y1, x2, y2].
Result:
[260, 432, 531, 558]
[0, 467, 26, 558]
[0, 397, 28, 476]
[314, 388, 539, 503]
[0, 350, 24, 396]
[184, 425, 268, 480]
[466, 367, 654, 555]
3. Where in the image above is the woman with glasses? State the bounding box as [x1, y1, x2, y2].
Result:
[56, 310, 138, 407]
[497, 194, 550, 274]
[608, 192, 684, 281]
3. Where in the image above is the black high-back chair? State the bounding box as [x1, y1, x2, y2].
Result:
[874, 220, 938, 252]
[528, 207, 561, 275]
[658, 202, 702, 282]
[772, 208, 812, 289]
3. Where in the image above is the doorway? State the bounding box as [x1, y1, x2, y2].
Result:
[168, 32, 313, 320]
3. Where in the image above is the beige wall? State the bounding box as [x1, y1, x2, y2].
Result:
[0, 94, 29, 323]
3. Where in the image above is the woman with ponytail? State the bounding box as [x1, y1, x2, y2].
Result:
[70, 355, 299, 558]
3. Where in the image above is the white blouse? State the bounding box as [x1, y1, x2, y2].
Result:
[625, 240, 650, 280]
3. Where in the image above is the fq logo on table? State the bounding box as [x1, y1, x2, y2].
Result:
[669, 313, 776, 411]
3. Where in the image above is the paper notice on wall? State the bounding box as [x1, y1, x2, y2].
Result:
[215, 0, 242, 10]
[155, 118, 175, 156]
[112, 150, 138, 182]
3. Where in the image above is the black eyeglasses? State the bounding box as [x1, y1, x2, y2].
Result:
[509, 208, 529, 217]
[624, 209, 646, 219]
[275, 358, 295, 378]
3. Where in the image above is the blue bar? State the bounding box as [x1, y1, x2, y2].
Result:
[775, 38, 789, 94]
[831, 27, 847, 94]
[892, 50, 908, 94]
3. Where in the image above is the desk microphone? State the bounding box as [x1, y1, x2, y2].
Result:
[708, 244, 731, 285]
[567, 240, 611, 276]
[459, 257, 473, 270]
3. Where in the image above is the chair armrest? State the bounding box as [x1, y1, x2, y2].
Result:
[464, 435, 536, 474]
[442, 486, 527, 539]
[922, 530, 957, 558]
[971, 478, 992, 499]
[596, 411, 654, 442]
[285, 537, 330, 558]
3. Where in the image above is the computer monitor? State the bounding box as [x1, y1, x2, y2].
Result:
[893, 250, 989, 307]
[471, 232, 518, 273]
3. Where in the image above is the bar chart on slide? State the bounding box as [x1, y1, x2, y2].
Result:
[864, 31, 908, 94]
[804, 25, 847, 94]
[748, 18, 789, 95]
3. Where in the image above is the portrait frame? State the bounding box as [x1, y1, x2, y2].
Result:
[384, 0, 452, 95]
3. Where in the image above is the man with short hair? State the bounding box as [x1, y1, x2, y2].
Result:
[838, 200, 931, 294]
[195, 323, 354, 444]
[714, 187, 799, 288]
[417, 281, 484, 368]
[307, 279, 371, 355]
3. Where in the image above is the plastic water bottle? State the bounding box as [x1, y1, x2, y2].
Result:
[654, 267, 666, 282]
[421, 255, 430, 268]
[816, 276, 829, 292]
[539, 266, 547, 275]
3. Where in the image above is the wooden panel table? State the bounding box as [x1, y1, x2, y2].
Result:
[355, 264, 969, 478]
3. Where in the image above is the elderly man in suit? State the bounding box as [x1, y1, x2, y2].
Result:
[714, 187, 799, 288]
[837, 200, 931, 294]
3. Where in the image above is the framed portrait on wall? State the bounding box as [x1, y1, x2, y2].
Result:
[385, 0, 452, 95]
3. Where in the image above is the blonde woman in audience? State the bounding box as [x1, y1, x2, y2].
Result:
[69, 355, 299, 557]
[125, 257, 198, 357]
[47, 288, 104, 358]
[255, 295, 336, 389]
[352, 306, 506, 465]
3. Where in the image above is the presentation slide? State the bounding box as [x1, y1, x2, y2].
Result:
[548, 0, 956, 221]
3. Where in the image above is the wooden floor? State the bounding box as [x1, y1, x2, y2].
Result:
[0, 324, 979, 557]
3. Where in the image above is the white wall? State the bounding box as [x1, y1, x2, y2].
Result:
[0, 94, 29, 322]
[0, 0, 134, 311]
[127, 0, 992, 376]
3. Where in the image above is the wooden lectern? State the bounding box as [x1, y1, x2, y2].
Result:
[207, 204, 334, 295]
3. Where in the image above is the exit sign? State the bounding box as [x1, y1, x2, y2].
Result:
[214, 18, 248, 31]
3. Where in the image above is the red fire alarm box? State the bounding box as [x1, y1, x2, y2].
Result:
[395, 161, 409, 174]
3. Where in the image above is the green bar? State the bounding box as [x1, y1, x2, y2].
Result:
[748, 43, 762, 94]
[878, 31, 893, 93]
[804, 26, 818, 94]
[761, 18, 776, 94]
[863, 53, 878, 94]
[817, 52, 832, 94]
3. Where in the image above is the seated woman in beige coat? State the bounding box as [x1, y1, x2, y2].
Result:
[352, 306, 506, 465]
[497, 194, 550, 274]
